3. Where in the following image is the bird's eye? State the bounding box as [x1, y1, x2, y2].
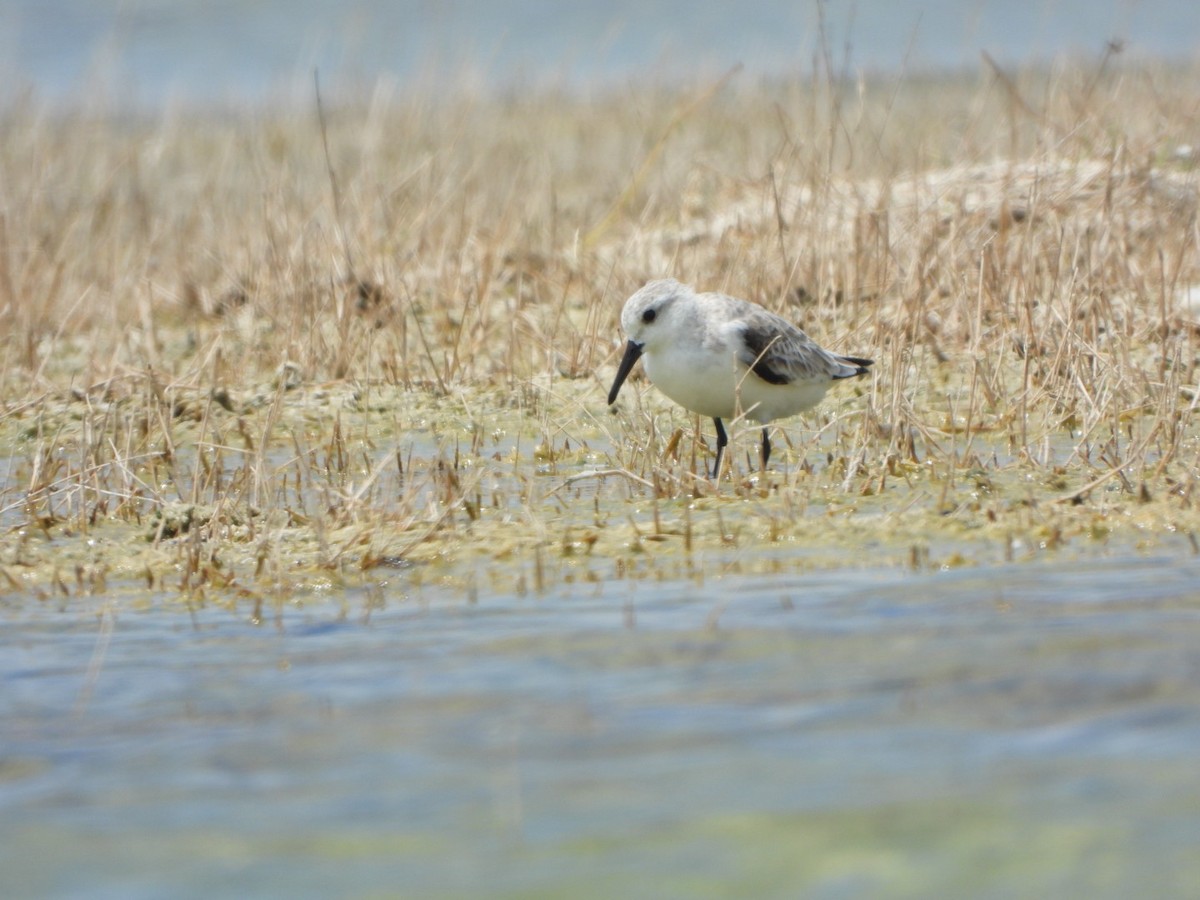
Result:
[642, 308, 657, 324]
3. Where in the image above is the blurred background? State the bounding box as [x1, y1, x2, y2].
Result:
[2, 0, 1199, 110]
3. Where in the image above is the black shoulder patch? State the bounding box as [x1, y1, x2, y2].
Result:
[742, 326, 790, 385]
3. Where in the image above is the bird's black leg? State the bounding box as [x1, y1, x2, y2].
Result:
[761, 427, 771, 470]
[712, 418, 728, 478]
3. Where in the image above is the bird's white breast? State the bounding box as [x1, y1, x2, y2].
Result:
[643, 339, 740, 419]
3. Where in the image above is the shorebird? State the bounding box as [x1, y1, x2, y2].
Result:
[607, 278, 872, 476]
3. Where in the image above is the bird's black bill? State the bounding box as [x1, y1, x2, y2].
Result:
[607, 340, 644, 405]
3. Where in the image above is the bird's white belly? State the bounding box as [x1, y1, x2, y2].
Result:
[739, 375, 830, 422]
[646, 349, 739, 419]
[644, 347, 830, 423]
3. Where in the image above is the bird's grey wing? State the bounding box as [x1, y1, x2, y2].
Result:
[737, 311, 841, 385]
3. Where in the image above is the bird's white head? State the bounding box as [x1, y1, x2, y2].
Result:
[619, 278, 687, 349]
[608, 278, 690, 406]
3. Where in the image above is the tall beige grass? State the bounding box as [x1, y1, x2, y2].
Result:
[2, 55, 1199, 600]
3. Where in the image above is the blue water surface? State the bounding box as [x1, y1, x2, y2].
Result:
[3, 555, 1200, 897]
[3, 0, 1198, 109]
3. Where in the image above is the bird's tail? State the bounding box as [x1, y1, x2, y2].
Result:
[834, 355, 873, 378]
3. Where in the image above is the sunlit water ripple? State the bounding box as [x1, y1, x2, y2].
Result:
[4, 555, 1200, 897]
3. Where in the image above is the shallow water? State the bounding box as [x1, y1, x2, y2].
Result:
[5, 0, 1200, 110]
[4, 555, 1200, 898]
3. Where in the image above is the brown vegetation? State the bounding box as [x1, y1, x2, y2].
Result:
[1, 56, 1199, 606]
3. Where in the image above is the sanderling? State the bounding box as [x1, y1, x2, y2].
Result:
[607, 278, 873, 476]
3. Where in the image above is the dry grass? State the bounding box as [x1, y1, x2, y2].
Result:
[2, 55, 1200, 606]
